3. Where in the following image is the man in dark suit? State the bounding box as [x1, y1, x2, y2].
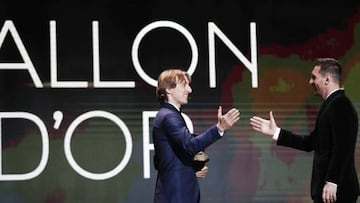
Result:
[152, 69, 240, 203]
[250, 58, 359, 203]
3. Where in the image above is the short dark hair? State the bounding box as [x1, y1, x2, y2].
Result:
[315, 58, 342, 84]
[156, 69, 191, 104]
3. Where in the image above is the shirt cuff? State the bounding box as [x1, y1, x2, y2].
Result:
[272, 127, 281, 140]
[326, 181, 338, 187]
[217, 127, 224, 136]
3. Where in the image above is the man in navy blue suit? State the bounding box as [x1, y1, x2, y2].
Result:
[152, 69, 240, 203]
[250, 58, 359, 203]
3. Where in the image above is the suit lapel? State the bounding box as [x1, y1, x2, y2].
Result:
[162, 103, 187, 128]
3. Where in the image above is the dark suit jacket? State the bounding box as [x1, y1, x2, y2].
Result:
[277, 90, 359, 200]
[152, 103, 222, 203]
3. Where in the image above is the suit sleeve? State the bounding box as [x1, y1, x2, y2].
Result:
[163, 112, 221, 158]
[277, 129, 314, 152]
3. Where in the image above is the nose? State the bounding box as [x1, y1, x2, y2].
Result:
[309, 78, 313, 85]
[187, 85, 192, 93]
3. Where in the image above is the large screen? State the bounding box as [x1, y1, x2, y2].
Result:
[0, 1, 360, 202]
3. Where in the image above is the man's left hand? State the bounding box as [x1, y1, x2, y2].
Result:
[322, 182, 337, 203]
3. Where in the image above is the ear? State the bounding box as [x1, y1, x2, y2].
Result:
[326, 76, 331, 84]
[165, 88, 172, 94]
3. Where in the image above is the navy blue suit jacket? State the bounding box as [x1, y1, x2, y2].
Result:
[152, 103, 222, 203]
[277, 90, 359, 200]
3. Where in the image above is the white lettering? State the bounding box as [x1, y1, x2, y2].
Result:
[0, 112, 49, 181]
[0, 21, 43, 88]
[64, 110, 133, 180]
[132, 20, 198, 87]
[50, 21, 89, 88]
[92, 21, 135, 88]
[142, 111, 156, 179]
[1, 20, 258, 89]
[208, 22, 258, 88]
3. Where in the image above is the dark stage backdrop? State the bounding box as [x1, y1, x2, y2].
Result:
[0, 1, 360, 202]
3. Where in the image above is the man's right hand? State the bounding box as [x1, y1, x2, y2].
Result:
[249, 111, 278, 136]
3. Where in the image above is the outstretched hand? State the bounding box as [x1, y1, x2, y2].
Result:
[249, 111, 277, 136]
[217, 106, 240, 132]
